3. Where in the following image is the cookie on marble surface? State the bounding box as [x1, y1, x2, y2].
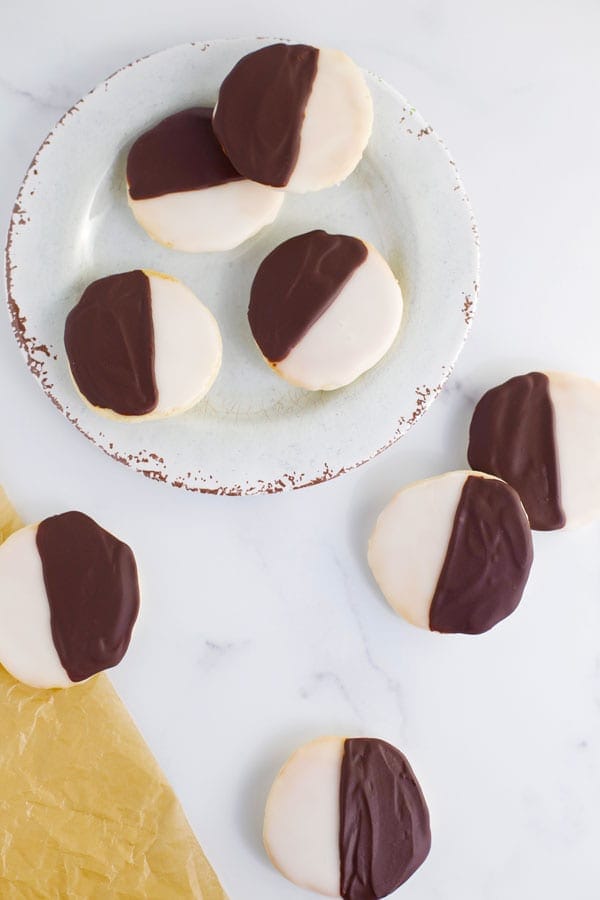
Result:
[263, 735, 431, 899]
[126, 107, 284, 252]
[249, 230, 402, 391]
[213, 43, 373, 192]
[368, 471, 533, 634]
[468, 370, 600, 530]
[0, 511, 139, 688]
[65, 269, 222, 419]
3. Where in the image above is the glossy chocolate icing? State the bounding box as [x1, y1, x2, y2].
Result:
[249, 229, 368, 362]
[467, 371, 565, 530]
[213, 43, 318, 187]
[36, 511, 140, 682]
[339, 738, 431, 900]
[429, 475, 533, 634]
[127, 107, 244, 201]
[64, 270, 157, 416]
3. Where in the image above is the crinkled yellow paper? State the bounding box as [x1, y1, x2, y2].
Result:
[0, 486, 226, 898]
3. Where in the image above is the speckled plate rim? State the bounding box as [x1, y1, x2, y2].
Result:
[5, 38, 480, 496]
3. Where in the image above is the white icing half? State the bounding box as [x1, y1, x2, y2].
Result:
[368, 471, 470, 628]
[276, 242, 402, 391]
[0, 524, 71, 689]
[128, 180, 284, 253]
[147, 273, 222, 418]
[547, 371, 600, 528]
[287, 48, 373, 193]
[263, 736, 344, 897]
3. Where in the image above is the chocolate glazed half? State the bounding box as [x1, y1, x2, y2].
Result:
[36, 511, 140, 682]
[249, 230, 368, 362]
[339, 738, 431, 900]
[64, 270, 157, 416]
[127, 107, 244, 200]
[213, 43, 319, 187]
[429, 475, 534, 634]
[468, 371, 565, 530]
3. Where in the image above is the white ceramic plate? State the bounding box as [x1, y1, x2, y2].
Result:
[5, 38, 479, 495]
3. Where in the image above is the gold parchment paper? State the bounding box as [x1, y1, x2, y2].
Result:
[0, 487, 226, 898]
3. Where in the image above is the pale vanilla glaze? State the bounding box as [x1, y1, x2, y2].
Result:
[129, 180, 284, 252]
[287, 48, 373, 193]
[547, 371, 600, 528]
[0, 524, 72, 688]
[264, 735, 344, 897]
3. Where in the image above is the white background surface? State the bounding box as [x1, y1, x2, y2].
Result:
[1, 2, 599, 898]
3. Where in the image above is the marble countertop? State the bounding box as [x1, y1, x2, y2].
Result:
[2, 2, 599, 898]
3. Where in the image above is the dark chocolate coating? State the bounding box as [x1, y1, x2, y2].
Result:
[64, 270, 157, 416]
[429, 475, 533, 634]
[467, 372, 565, 530]
[339, 738, 431, 900]
[36, 511, 140, 682]
[249, 229, 368, 362]
[127, 107, 244, 201]
[212, 43, 318, 187]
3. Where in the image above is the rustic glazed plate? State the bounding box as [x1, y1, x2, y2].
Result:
[5, 38, 479, 495]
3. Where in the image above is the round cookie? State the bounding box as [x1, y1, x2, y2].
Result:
[368, 471, 534, 634]
[248, 230, 402, 391]
[0, 511, 140, 689]
[213, 43, 373, 193]
[65, 269, 222, 420]
[263, 736, 431, 899]
[468, 370, 600, 530]
[126, 107, 284, 252]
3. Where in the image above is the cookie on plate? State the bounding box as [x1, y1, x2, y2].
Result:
[264, 735, 431, 899]
[213, 43, 373, 192]
[368, 470, 533, 634]
[126, 107, 284, 252]
[468, 370, 600, 530]
[248, 230, 402, 391]
[65, 269, 222, 419]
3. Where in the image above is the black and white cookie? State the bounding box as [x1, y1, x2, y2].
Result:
[213, 44, 373, 193]
[126, 107, 284, 252]
[248, 230, 402, 391]
[0, 511, 140, 689]
[263, 736, 431, 899]
[64, 269, 222, 419]
[468, 370, 600, 530]
[368, 471, 534, 634]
